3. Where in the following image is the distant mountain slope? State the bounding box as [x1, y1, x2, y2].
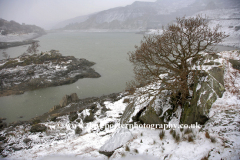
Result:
[52, 15, 90, 29]
[63, 0, 199, 30]
[59, 0, 240, 31]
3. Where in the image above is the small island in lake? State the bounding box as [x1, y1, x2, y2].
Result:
[0, 50, 101, 97]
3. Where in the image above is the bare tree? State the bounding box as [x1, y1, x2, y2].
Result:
[128, 15, 228, 107]
[26, 41, 40, 55]
[2, 50, 10, 59]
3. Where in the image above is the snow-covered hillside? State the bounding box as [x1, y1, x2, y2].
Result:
[1, 50, 239, 160]
[63, 0, 199, 30]
[63, 0, 240, 31]
[94, 0, 196, 24]
[146, 8, 240, 49]
[193, 8, 240, 48]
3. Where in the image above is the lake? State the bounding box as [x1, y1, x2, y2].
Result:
[0, 32, 143, 123]
[0, 31, 238, 123]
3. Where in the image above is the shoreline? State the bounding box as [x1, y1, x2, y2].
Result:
[0, 39, 39, 49]
[1, 92, 122, 126]
[0, 33, 46, 49]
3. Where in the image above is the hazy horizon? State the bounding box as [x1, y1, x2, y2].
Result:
[0, 0, 156, 29]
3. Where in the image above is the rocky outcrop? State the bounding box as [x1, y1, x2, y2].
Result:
[0, 118, 7, 131]
[48, 93, 80, 115]
[49, 105, 61, 113]
[59, 95, 71, 108]
[23, 138, 32, 144]
[70, 93, 79, 102]
[69, 112, 78, 122]
[229, 59, 240, 70]
[30, 124, 47, 133]
[75, 126, 82, 135]
[139, 106, 164, 124]
[120, 90, 173, 125]
[99, 128, 133, 157]
[121, 54, 226, 126]
[0, 50, 101, 97]
[120, 102, 136, 124]
[181, 66, 225, 125]
[83, 110, 95, 123]
[59, 93, 79, 107]
[30, 92, 120, 123]
[122, 65, 225, 126]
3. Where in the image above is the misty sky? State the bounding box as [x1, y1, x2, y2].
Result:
[0, 0, 156, 29]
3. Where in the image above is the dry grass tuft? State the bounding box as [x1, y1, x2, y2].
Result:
[184, 128, 192, 134]
[210, 136, 216, 143]
[125, 145, 130, 152]
[188, 135, 194, 142]
[175, 133, 180, 143]
[134, 149, 139, 154]
[205, 131, 210, 139]
[159, 130, 165, 140]
[201, 156, 208, 160]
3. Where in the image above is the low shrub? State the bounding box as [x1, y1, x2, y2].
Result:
[201, 156, 208, 160]
[159, 130, 165, 140]
[175, 133, 180, 143]
[125, 145, 130, 152]
[210, 136, 216, 143]
[171, 130, 176, 138]
[184, 128, 192, 134]
[188, 135, 194, 142]
[134, 149, 139, 154]
[75, 126, 82, 135]
[205, 131, 210, 139]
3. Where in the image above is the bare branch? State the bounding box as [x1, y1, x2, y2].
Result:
[128, 15, 229, 106]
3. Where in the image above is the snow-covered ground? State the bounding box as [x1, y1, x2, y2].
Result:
[195, 9, 240, 48]
[0, 33, 39, 42]
[0, 50, 239, 160]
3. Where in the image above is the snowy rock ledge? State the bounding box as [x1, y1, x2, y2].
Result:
[99, 128, 133, 157]
[0, 50, 101, 97]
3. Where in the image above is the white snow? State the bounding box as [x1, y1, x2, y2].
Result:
[192, 8, 240, 48]
[1, 50, 240, 160]
[99, 128, 133, 152]
[196, 83, 201, 92]
[210, 50, 240, 116]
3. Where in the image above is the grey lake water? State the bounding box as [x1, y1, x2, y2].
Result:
[0, 32, 143, 123]
[0, 32, 239, 124]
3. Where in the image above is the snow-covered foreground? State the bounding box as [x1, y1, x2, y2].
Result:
[0, 50, 240, 160]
